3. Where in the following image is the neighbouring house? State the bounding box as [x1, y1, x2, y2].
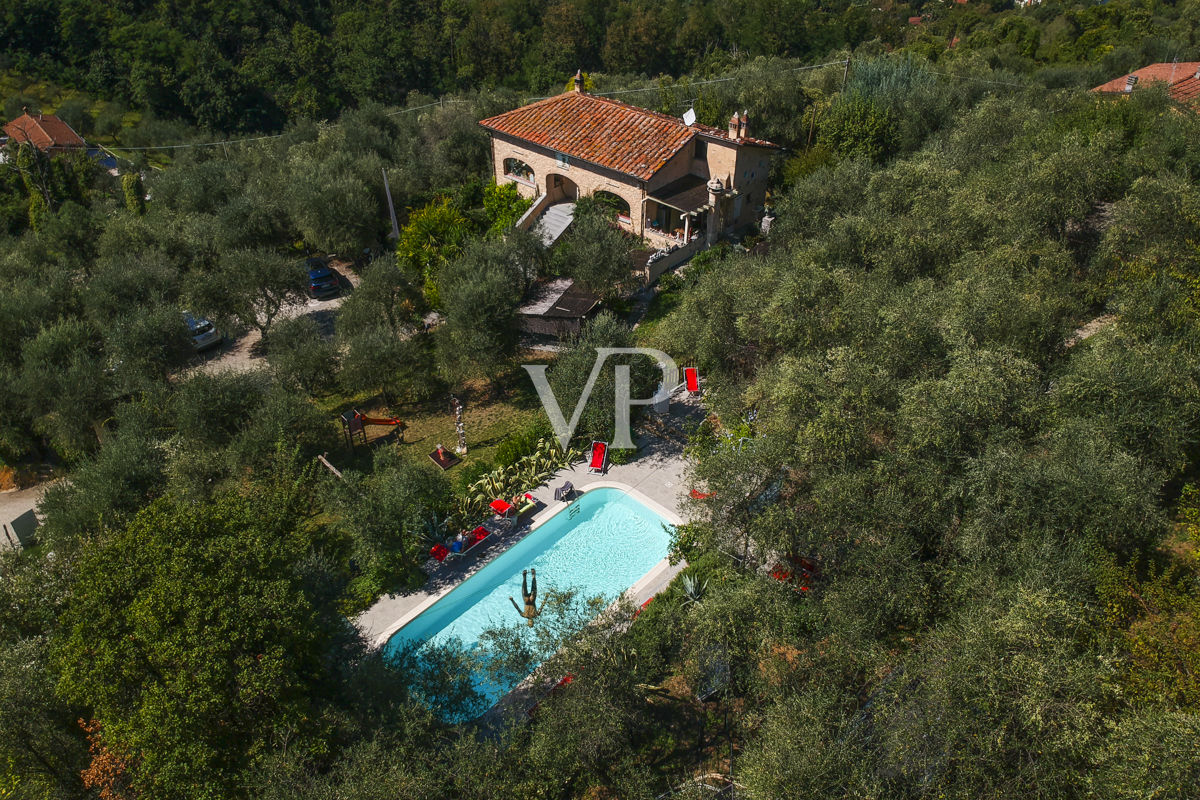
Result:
[479, 71, 782, 266]
[1092, 62, 1200, 107]
[2, 110, 87, 154]
[516, 277, 601, 338]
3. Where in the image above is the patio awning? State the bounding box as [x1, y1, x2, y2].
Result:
[648, 174, 711, 214]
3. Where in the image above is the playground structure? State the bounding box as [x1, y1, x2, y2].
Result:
[340, 409, 406, 447]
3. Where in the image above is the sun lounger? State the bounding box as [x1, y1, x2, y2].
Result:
[430, 543, 449, 562]
[588, 441, 608, 474]
[684, 367, 700, 395]
[554, 482, 575, 502]
[442, 526, 492, 560]
[489, 498, 515, 517]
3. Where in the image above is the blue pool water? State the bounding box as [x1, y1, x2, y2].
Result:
[385, 487, 673, 710]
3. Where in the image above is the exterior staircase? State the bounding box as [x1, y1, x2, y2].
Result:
[532, 202, 575, 247]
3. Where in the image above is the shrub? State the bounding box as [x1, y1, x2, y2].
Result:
[494, 418, 549, 468]
[608, 447, 637, 465]
[456, 458, 495, 494]
[266, 316, 338, 395]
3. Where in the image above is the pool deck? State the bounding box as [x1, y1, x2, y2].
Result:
[354, 398, 699, 649]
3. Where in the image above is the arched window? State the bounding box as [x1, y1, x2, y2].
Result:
[593, 190, 631, 222]
[503, 158, 534, 184]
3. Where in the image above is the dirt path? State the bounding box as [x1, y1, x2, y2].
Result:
[1065, 313, 1117, 348]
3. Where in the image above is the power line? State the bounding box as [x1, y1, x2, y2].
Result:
[103, 99, 463, 153]
[924, 69, 1028, 88]
[102, 132, 285, 152]
[96, 61, 1026, 155]
[523, 58, 850, 103]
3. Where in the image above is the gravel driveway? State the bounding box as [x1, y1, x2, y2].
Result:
[197, 262, 360, 375]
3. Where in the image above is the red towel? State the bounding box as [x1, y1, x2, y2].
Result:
[430, 543, 449, 562]
[685, 367, 699, 393]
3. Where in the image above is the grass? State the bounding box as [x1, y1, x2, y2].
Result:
[635, 283, 685, 346]
[312, 370, 545, 478]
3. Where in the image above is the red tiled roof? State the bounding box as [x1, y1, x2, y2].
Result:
[479, 92, 779, 182]
[1092, 62, 1200, 106]
[2, 112, 86, 150]
[1172, 74, 1200, 105]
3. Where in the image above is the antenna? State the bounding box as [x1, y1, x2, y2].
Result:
[682, 107, 697, 126]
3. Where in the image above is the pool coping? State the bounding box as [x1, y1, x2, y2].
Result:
[368, 481, 684, 650]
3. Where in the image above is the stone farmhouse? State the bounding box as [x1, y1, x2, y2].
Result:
[479, 72, 781, 273]
[1092, 61, 1200, 107]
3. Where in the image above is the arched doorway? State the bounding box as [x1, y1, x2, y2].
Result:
[592, 190, 632, 224]
[546, 173, 578, 203]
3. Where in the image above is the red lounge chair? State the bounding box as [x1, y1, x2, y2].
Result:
[430, 543, 449, 562]
[445, 526, 492, 560]
[469, 525, 490, 547]
[684, 367, 700, 394]
[633, 595, 655, 620]
[489, 498, 514, 517]
[588, 441, 608, 474]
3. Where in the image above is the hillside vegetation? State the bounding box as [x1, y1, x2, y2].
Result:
[2, 7, 1200, 799]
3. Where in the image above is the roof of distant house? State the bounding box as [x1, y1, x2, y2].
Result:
[479, 91, 780, 182]
[518, 278, 600, 319]
[2, 111, 86, 151]
[1092, 62, 1200, 106]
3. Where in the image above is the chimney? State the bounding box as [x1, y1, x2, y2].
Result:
[573, 69, 583, 93]
[1125, 74, 1138, 92]
[728, 111, 740, 139]
[738, 110, 749, 139]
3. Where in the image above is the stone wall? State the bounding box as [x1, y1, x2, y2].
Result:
[489, 128, 774, 240]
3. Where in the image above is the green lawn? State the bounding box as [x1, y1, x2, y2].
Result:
[313, 371, 544, 478]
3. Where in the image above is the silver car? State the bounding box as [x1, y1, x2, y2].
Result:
[183, 312, 222, 351]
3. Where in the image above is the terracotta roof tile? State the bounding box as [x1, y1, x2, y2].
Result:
[2, 112, 86, 151]
[1171, 74, 1200, 105]
[1092, 62, 1200, 107]
[480, 92, 779, 182]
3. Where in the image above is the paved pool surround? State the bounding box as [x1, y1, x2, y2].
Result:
[365, 481, 684, 650]
[355, 420, 693, 649]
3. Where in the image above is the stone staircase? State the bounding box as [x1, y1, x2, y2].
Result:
[532, 202, 575, 247]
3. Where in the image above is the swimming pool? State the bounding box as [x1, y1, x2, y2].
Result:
[384, 486, 674, 711]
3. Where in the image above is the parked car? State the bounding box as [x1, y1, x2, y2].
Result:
[183, 312, 222, 351]
[306, 257, 340, 299]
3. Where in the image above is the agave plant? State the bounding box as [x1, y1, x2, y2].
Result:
[681, 574, 708, 607]
[419, 512, 448, 546]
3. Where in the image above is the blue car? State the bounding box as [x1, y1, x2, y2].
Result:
[307, 258, 340, 299]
